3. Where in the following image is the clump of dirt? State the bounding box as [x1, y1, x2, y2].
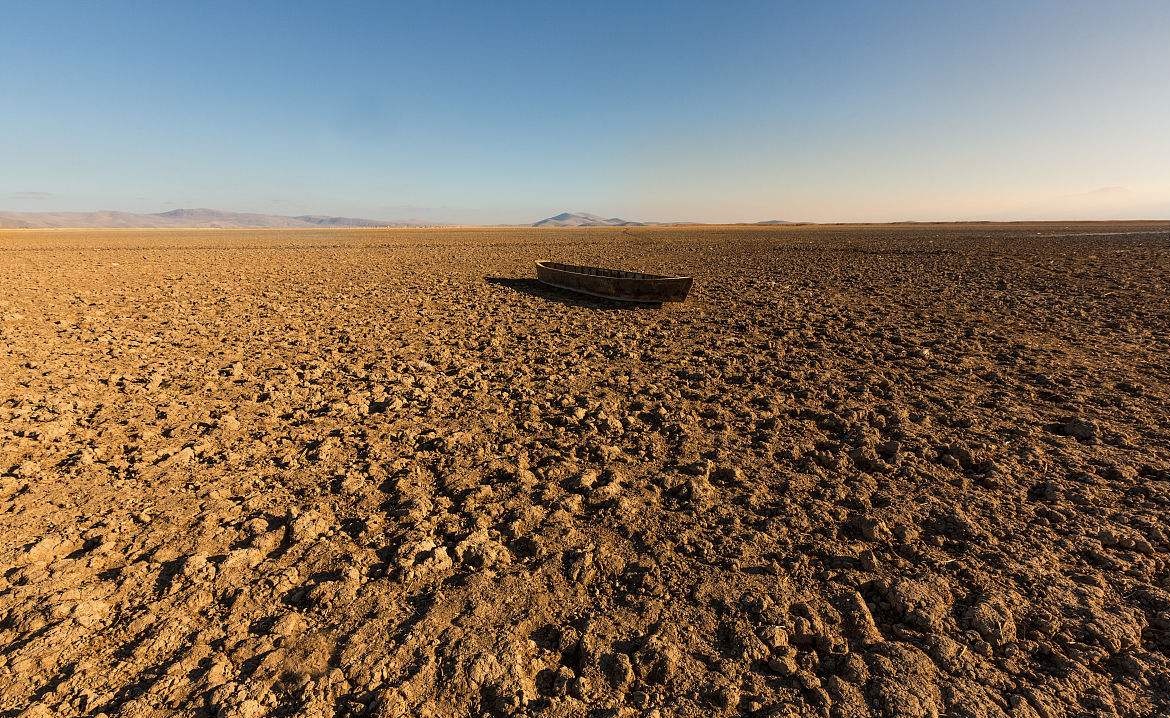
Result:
[1, 223, 1169, 717]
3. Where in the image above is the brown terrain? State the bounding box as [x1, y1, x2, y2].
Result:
[1, 223, 1169, 718]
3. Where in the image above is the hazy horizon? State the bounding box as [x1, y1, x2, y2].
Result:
[3, 1, 1169, 223]
[4, 206, 1170, 228]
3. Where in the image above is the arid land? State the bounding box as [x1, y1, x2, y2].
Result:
[1, 223, 1169, 718]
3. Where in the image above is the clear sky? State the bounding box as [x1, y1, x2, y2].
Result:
[3, 1, 1169, 223]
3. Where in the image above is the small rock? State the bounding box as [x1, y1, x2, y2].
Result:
[860, 517, 893, 542]
[710, 464, 743, 483]
[12, 460, 40, 478]
[71, 599, 110, 628]
[537, 666, 575, 697]
[206, 654, 233, 687]
[455, 530, 511, 570]
[633, 637, 681, 683]
[586, 481, 623, 508]
[1104, 463, 1136, 481]
[289, 510, 331, 544]
[569, 676, 589, 700]
[1059, 417, 1098, 442]
[680, 461, 709, 476]
[601, 651, 634, 687]
[0, 476, 21, 498]
[768, 653, 798, 675]
[759, 625, 790, 651]
[567, 470, 598, 492]
[243, 517, 270, 536]
[26, 533, 67, 564]
[965, 599, 1016, 647]
[271, 612, 307, 638]
[182, 553, 215, 581]
[838, 589, 884, 645]
[705, 682, 740, 711]
[887, 579, 950, 633]
[678, 474, 715, 509]
[221, 547, 263, 571]
[250, 529, 283, 555]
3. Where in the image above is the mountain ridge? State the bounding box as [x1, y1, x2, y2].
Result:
[529, 211, 802, 227]
[0, 207, 802, 229]
[0, 208, 423, 229]
[532, 211, 645, 227]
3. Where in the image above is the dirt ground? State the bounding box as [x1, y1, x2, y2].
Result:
[1, 223, 1169, 718]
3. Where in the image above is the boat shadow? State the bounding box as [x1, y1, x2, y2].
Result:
[484, 277, 662, 309]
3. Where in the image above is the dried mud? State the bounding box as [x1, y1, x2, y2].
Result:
[1, 224, 1169, 718]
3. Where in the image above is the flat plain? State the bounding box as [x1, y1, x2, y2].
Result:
[1, 223, 1169, 718]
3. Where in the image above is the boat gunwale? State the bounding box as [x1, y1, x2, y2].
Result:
[534, 260, 690, 283]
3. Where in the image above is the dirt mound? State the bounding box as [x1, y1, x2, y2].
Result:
[1, 224, 1168, 717]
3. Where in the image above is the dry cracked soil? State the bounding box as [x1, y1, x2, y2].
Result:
[1, 223, 1169, 718]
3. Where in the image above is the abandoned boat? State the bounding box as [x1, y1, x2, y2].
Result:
[534, 261, 693, 303]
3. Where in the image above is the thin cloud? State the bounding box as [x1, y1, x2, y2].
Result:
[8, 191, 53, 200]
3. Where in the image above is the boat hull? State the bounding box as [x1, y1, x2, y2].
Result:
[535, 261, 693, 303]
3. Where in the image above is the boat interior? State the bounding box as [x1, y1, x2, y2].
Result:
[537, 261, 682, 280]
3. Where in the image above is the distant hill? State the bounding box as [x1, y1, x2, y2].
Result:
[292, 214, 395, 228]
[0, 208, 420, 229]
[530, 212, 799, 227]
[532, 211, 645, 227]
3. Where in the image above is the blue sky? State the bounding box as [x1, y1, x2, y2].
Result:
[2, 1, 1169, 223]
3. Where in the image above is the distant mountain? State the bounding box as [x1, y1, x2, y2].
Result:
[532, 211, 645, 227]
[756, 219, 796, 225]
[0, 208, 421, 229]
[292, 214, 392, 228]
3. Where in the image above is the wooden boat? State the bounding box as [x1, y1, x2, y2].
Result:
[535, 261, 693, 303]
